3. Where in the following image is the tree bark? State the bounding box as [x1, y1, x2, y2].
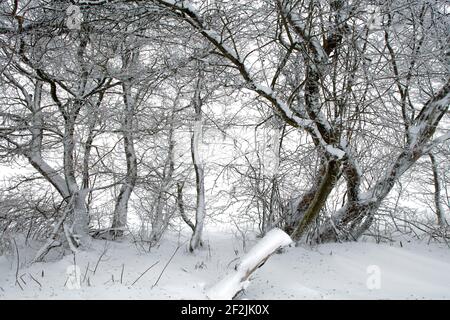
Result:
[189, 69, 206, 252]
[429, 153, 446, 227]
[289, 159, 341, 241]
[177, 182, 195, 232]
[150, 108, 176, 245]
[111, 80, 138, 238]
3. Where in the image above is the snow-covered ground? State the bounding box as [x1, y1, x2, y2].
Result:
[1, 230, 449, 299]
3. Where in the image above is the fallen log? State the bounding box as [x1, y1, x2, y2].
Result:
[206, 228, 293, 300]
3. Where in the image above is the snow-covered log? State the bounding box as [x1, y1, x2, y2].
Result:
[206, 228, 292, 300]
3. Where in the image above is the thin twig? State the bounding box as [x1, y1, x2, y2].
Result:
[82, 262, 90, 283]
[131, 261, 160, 286]
[93, 242, 108, 275]
[226, 257, 240, 269]
[29, 273, 42, 288]
[152, 241, 186, 288]
[12, 238, 23, 290]
[20, 273, 27, 285]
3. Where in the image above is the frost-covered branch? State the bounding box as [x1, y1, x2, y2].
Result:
[206, 228, 292, 300]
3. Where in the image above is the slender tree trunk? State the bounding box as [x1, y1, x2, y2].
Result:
[189, 71, 206, 252]
[150, 109, 176, 245]
[62, 111, 90, 245]
[177, 182, 195, 232]
[63, 32, 91, 245]
[111, 81, 138, 238]
[265, 122, 283, 235]
[429, 153, 446, 227]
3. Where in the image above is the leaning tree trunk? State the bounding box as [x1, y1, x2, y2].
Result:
[279, 0, 347, 242]
[288, 158, 341, 241]
[21, 80, 71, 200]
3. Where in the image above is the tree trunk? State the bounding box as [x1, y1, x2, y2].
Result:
[289, 159, 341, 241]
[62, 109, 90, 244]
[111, 81, 138, 238]
[177, 182, 195, 232]
[190, 118, 206, 251]
[189, 68, 206, 252]
[429, 153, 446, 227]
[150, 108, 176, 245]
[71, 189, 90, 246]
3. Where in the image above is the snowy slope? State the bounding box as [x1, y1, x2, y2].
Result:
[1, 231, 449, 299]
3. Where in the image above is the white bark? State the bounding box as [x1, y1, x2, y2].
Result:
[111, 80, 138, 236]
[429, 153, 447, 227]
[71, 189, 90, 245]
[150, 108, 176, 245]
[189, 70, 206, 252]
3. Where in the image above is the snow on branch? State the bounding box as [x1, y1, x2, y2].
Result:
[206, 228, 292, 300]
[424, 132, 450, 154]
[76, 0, 345, 159]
